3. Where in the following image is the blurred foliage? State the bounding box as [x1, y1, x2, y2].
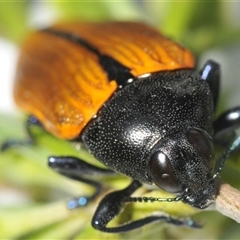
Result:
[0, 2, 29, 42]
[0, 1, 240, 54]
[0, 1, 240, 239]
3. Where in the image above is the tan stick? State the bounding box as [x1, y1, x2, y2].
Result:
[215, 183, 240, 223]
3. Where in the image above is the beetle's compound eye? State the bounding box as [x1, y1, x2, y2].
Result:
[149, 151, 181, 193]
[188, 128, 215, 170]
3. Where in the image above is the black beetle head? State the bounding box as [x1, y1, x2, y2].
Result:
[148, 127, 216, 209]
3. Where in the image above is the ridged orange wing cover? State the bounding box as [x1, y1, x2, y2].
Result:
[14, 22, 194, 139]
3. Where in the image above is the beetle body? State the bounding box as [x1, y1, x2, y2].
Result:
[13, 22, 239, 232]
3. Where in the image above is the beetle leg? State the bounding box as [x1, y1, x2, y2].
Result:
[213, 106, 240, 146]
[92, 180, 200, 233]
[200, 60, 220, 112]
[214, 106, 240, 135]
[1, 115, 42, 151]
[48, 156, 116, 208]
[213, 106, 240, 177]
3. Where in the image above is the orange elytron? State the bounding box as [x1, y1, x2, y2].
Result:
[14, 22, 194, 139]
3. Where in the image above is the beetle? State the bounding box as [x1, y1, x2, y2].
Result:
[10, 22, 240, 232]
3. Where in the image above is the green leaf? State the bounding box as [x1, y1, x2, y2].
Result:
[51, 1, 142, 22]
[0, 2, 29, 42]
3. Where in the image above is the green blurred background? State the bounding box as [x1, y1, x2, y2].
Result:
[1, 1, 240, 239]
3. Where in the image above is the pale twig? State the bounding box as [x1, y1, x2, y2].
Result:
[215, 182, 240, 223]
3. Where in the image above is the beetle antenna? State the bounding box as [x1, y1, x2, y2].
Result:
[213, 135, 240, 179]
[122, 194, 184, 203]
